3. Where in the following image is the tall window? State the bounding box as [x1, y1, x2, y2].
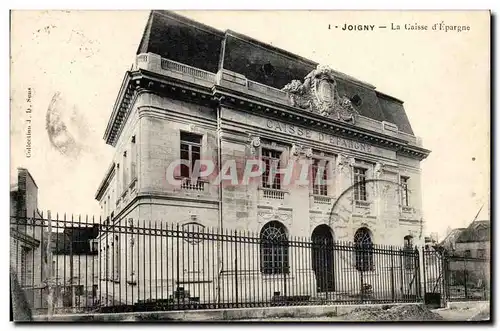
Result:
[403, 235, 414, 270]
[354, 227, 373, 272]
[20, 247, 28, 286]
[116, 164, 120, 198]
[113, 235, 120, 281]
[128, 220, 135, 283]
[105, 243, 110, 279]
[122, 151, 128, 189]
[261, 148, 282, 189]
[354, 167, 367, 201]
[260, 221, 289, 274]
[131, 136, 137, 181]
[180, 132, 202, 179]
[312, 159, 328, 196]
[107, 195, 110, 216]
[401, 176, 410, 206]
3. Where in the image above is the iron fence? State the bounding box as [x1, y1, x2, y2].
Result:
[10, 213, 489, 316]
[422, 247, 490, 307]
[444, 253, 490, 302]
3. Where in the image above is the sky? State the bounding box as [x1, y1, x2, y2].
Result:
[10, 10, 490, 240]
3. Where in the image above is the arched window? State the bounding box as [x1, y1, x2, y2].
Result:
[354, 227, 373, 272]
[113, 235, 120, 281]
[403, 235, 414, 270]
[260, 221, 289, 274]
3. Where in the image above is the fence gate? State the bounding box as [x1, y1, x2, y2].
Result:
[423, 248, 445, 308]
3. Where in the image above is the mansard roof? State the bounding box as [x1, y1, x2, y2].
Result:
[136, 10, 415, 135]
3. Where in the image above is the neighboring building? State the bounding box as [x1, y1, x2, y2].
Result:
[95, 11, 430, 304]
[435, 220, 490, 299]
[440, 227, 466, 253]
[48, 227, 100, 310]
[10, 167, 45, 310]
[454, 220, 490, 259]
[438, 220, 490, 258]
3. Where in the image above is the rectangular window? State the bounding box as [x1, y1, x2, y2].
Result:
[403, 236, 415, 270]
[20, 247, 28, 286]
[312, 159, 328, 196]
[113, 236, 120, 281]
[122, 152, 128, 190]
[354, 167, 367, 201]
[401, 176, 410, 206]
[105, 243, 110, 279]
[180, 132, 202, 179]
[131, 136, 137, 181]
[261, 148, 282, 190]
[116, 164, 120, 199]
[464, 250, 472, 258]
[477, 249, 486, 259]
[128, 226, 135, 283]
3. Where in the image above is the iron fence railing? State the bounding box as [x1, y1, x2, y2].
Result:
[9, 213, 490, 316]
[422, 247, 490, 307]
[443, 253, 490, 302]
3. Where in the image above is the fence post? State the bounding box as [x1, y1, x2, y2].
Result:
[441, 251, 448, 307]
[176, 223, 180, 307]
[463, 258, 468, 300]
[414, 247, 421, 300]
[399, 248, 404, 299]
[390, 246, 395, 302]
[422, 247, 427, 303]
[283, 238, 287, 298]
[234, 230, 238, 307]
[360, 266, 364, 303]
[46, 211, 53, 318]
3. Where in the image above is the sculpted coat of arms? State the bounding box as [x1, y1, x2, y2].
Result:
[282, 65, 359, 123]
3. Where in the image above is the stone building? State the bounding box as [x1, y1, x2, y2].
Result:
[10, 167, 45, 311]
[95, 11, 430, 305]
[48, 227, 99, 310]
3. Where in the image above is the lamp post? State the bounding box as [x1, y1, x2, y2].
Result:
[66, 230, 75, 310]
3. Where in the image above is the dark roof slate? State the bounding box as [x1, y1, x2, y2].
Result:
[136, 10, 416, 135]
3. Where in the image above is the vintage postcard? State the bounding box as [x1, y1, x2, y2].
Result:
[9, 10, 490, 322]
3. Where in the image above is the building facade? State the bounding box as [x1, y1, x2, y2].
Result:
[48, 228, 99, 310]
[10, 167, 46, 310]
[95, 11, 430, 305]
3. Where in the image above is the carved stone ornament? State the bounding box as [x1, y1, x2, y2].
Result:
[251, 136, 261, 148]
[374, 162, 385, 179]
[282, 65, 359, 124]
[250, 136, 261, 155]
[336, 154, 355, 170]
[305, 148, 313, 159]
[291, 144, 302, 157]
[258, 209, 292, 225]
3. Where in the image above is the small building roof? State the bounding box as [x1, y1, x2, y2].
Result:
[47, 226, 100, 255]
[456, 220, 490, 243]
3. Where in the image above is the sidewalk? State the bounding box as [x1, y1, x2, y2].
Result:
[238, 303, 490, 322]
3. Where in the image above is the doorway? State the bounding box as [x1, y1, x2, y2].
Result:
[311, 225, 335, 292]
